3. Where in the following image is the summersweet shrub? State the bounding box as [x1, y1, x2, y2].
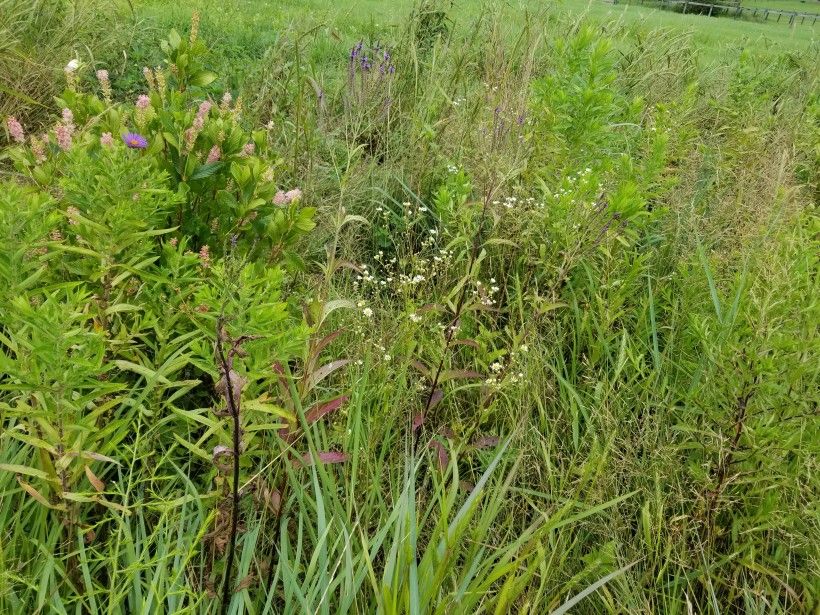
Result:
[6, 23, 314, 264]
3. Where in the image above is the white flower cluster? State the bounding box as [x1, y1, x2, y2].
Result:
[492, 195, 544, 209]
[472, 278, 500, 307]
[357, 300, 373, 318]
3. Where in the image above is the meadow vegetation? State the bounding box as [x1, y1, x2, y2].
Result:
[1, 0, 818, 613]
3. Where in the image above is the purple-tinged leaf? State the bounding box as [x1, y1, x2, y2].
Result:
[212, 445, 234, 459]
[439, 369, 483, 382]
[459, 480, 475, 493]
[305, 359, 352, 393]
[302, 303, 316, 327]
[410, 360, 431, 379]
[473, 436, 500, 449]
[439, 425, 455, 439]
[269, 489, 282, 517]
[312, 328, 344, 359]
[305, 395, 348, 423]
[429, 440, 449, 471]
[427, 388, 444, 410]
[271, 361, 291, 398]
[464, 303, 500, 313]
[335, 261, 364, 274]
[278, 427, 295, 443]
[317, 451, 349, 464]
[412, 413, 424, 432]
[320, 300, 357, 326]
[294, 450, 349, 468]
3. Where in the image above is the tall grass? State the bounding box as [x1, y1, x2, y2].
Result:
[0, 0, 133, 132]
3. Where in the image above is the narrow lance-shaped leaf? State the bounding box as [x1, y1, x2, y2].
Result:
[429, 440, 449, 471]
[293, 451, 349, 468]
[304, 359, 352, 394]
[305, 395, 348, 423]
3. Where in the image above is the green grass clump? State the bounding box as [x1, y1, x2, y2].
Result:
[0, 0, 136, 131]
[0, 1, 818, 613]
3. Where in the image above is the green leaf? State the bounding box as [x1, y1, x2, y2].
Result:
[190, 70, 218, 87]
[550, 562, 638, 615]
[190, 162, 224, 180]
[168, 29, 182, 49]
[0, 464, 52, 481]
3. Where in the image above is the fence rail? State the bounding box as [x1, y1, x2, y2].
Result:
[613, 0, 820, 24]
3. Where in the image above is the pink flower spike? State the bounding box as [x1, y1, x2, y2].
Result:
[284, 188, 303, 202]
[136, 94, 151, 109]
[66, 206, 81, 225]
[206, 145, 221, 164]
[100, 132, 114, 147]
[273, 190, 287, 205]
[62, 108, 74, 125]
[198, 245, 210, 268]
[6, 116, 24, 143]
[55, 123, 73, 151]
[30, 135, 47, 162]
[241, 142, 255, 156]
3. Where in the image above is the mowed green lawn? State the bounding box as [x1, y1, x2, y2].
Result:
[578, 0, 818, 56]
[740, 0, 820, 13]
[135, 0, 818, 62]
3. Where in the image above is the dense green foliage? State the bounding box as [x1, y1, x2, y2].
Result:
[1, 2, 818, 613]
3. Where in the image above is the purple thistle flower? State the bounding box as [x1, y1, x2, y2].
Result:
[123, 132, 148, 149]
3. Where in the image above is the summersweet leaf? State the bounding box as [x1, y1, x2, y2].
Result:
[190, 70, 217, 87]
[190, 162, 224, 180]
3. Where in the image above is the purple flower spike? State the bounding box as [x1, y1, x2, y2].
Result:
[123, 132, 148, 149]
